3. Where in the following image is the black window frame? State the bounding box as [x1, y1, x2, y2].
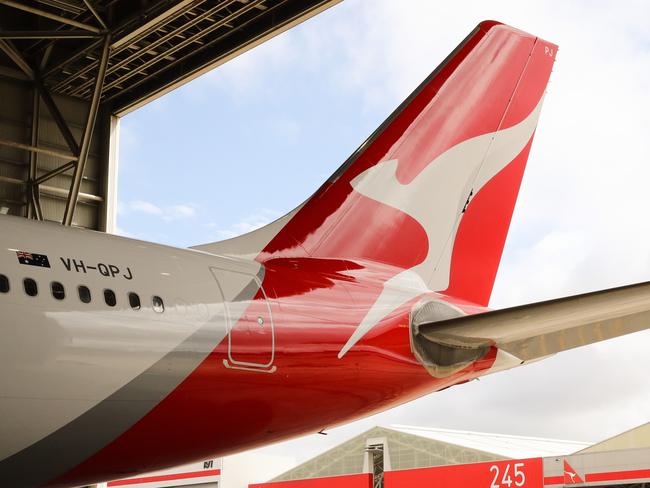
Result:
[23, 278, 38, 297]
[152, 295, 164, 313]
[78, 285, 91, 304]
[51, 281, 65, 300]
[0, 274, 9, 293]
[128, 292, 141, 310]
[104, 289, 117, 307]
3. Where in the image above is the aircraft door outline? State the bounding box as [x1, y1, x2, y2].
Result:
[210, 266, 276, 373]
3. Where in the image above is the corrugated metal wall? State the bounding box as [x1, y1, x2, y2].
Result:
[0, 70, 111, 230]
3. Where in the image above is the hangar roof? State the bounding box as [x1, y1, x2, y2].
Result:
[389, 425, 590, 459]
[578, 422, 650, 453]
[272, 425, 590, 482]
[0, 0, 340, 115]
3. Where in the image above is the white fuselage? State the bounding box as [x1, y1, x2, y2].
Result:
[0, 215, 254, 464]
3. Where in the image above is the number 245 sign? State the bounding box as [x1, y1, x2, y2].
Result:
[384, 458, 544, 488]
[490, 462, 528, 488]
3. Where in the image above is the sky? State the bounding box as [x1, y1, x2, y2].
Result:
[117, 0, 650, 478]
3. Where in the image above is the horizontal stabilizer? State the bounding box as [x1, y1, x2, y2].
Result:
[415, 281, 650, 374]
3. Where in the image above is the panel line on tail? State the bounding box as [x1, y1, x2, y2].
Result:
[339, 97, 546, 358]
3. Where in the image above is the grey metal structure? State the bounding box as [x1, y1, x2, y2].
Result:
[0, 71, 114, 228]
[0, 0, 340, 230]
[272, 426, 511, 482]
[270, 425, 650, 488]
[543, 448, 650, 487]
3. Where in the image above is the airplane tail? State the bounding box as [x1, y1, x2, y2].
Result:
[194, 21, 557, 307]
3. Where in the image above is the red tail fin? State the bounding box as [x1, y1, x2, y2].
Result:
[196, 21, 557, 307]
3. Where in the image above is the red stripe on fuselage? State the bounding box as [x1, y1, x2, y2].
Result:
[50, 270, 497, 487]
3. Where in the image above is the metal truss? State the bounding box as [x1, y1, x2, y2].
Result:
[0, 0, 109, 225]
[0, 0, 337, 226]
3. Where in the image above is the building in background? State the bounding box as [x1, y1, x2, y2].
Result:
[268, 425, 588, 483]
[94, 424, 650, 487]
[251, 424, 650, 488]
[100, 452, 294, 488]
[98, 459, 222, 488]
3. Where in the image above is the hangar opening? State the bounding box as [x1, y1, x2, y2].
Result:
[0, 0, 340, 230]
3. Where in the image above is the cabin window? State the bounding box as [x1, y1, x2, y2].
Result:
[152, 296, 164, 313]
[104, 289, 116, 307]
[128, 292, 141, 310]
[78, 285, 91, 304]
[0, 274, 9, 293]
[51, 282, 65, 300]
[23, 278, 38, 297]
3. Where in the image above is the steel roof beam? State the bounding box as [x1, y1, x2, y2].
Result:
[34, 160, 77, 186]
[0, 38, 79, 155]
[81, 0, 107, 30]
[110, 0, 341, 114]
[0, 30, 100, 39]
[0, 0, 102, 33]
[27, 88, 40, 220]
[40, 43, 53, 69]
[0, 138, 78, 162]
[43, 38, 102, 79]
[0, 36, 82, 157]
[29, 185, 43, 220]
[62, 34, 110, 226]
[38, 0, 85, 16]
[35, 76, 81, 155]
[95, 0, 265, 98]
[0, 38, 33, 77]
[51, 0, 207, 93]
[111, 0, 201, 50]
[66, 0, 239, 97]
[1, 175, 104, 204]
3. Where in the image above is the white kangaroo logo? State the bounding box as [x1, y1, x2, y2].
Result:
[338, 97, 545, 358]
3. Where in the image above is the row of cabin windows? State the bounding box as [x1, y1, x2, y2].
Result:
[0, 274, 164, 312]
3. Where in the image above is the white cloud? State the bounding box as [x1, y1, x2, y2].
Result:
[195, 30, 298, 102]
[120, 200, 198, 222]
[213, 208, 281, 240]
[129, 200, 163, 216]
[163, 204, 197, 221]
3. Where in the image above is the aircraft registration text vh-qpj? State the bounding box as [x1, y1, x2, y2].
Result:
[58, 257, 134, 281]
[2, 20, 650, 488]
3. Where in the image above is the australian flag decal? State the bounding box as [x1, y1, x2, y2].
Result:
[16, 251, 51, 268]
